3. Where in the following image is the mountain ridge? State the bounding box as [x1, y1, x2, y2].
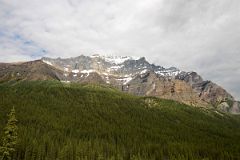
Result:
[0, 54, 239, 113]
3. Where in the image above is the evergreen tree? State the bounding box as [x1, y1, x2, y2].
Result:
[0, 107, 18, 160]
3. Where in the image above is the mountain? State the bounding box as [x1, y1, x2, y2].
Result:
[0, 81, 240, 159]
[0, 54, 239, 113]
[0, 60, 64, 82]
[40, 54, 239, 113]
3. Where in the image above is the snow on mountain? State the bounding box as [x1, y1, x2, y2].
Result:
[102, 56, 132, 64]
[154, 68, 181, 77]
[100, 55, 140, 64]
[42, 60, 53, 66]
[80, 69, 95, 77]
[80, 69, 95, 74]
[41, 54, 183, 84]
[116, 76, 133, 85]
[140, 69, 149, 74]
[72, 69, 79, 73]
[109, 65, 124, 71]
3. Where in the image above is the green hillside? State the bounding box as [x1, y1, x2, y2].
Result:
[0, 81, 240, 160]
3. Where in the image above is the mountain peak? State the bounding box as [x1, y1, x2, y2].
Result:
[94, 54, 142, 64]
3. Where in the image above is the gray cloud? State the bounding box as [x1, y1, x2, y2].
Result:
[0, 0, 240, 100]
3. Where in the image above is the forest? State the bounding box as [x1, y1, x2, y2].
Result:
[0, 81, 240, 160]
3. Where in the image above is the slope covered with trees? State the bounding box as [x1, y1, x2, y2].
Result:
[0, 81, 240, 160]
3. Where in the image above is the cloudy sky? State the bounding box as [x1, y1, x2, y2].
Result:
[0, 0, 240, 99]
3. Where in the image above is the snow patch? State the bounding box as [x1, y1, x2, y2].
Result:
[42, 60, 53, 66]
[155, 69, 181, 77]
[64, 67, 69, 72]
[109, 65, 124, 70]
[80, 69, 95, 77]
[80, 69, 95, 74]
[72, 69, 79, 73]
[101, 56, 140, 64]
[90, 54, 100, 58]
[140, 69, 148, 74]
[116, 76, 133, 85]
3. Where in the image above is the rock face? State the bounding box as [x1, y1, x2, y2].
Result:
[0, 54, 239, 113]
[124, 71, 208, 107]
[176, 72, 236, 112]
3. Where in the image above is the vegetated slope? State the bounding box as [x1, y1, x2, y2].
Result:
[0, 81, 240, 160]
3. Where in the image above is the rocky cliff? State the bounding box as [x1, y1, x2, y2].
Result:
[176, 72, 237, 112]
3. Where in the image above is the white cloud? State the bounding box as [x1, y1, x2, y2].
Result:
[0, 0, 240, 100]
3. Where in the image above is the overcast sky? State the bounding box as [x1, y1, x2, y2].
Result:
[0, 0, 240, 100]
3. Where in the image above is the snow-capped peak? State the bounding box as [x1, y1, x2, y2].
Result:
[100, 55, 140, 64]
[154, 67, 181, 77]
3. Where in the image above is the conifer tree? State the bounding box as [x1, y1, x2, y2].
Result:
[0, 107, 18, 160]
